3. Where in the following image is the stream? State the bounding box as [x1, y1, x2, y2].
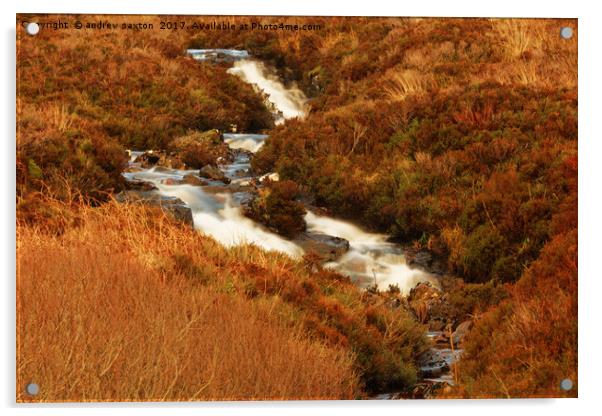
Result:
[123, 49, 458, 397]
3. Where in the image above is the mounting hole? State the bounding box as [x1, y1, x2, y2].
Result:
[25, 382, 39, 396]
[560, 27, 573, 39]
[25, 22, 40, 36]
[560, 378, 573, 391]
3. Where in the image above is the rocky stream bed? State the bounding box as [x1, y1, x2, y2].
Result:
[116, 49, 470, 399]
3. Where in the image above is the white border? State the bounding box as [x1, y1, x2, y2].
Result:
[3, 1, 601, 416]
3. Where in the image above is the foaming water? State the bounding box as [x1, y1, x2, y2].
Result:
[124, 167, 302, 257]
[124, 165, 436, 293]
[305, 212, 437, 294]
[223, 133, 269, 153]
[187, 49, 249, 62]
[122, 54, 434, 294]
[128, 150, 145, 163]
[227, 60, 307, 123]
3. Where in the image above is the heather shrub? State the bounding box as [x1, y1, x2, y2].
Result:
[246, 180, 307, 237]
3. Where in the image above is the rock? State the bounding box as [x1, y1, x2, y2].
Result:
[163, 203, 194, 226]
[418, 350, 450, 378]
[405, 248, 447, 275]
[411, 250, 433, 268]
[452, 320, 473, 347]
[199, 165, 231, 184]
[202, 185, 232, 194]
[161, 178, 178, 185]
[134, 150, 186, 170]
[134, 151, 161, 167]
[125, 179, 158, 192]
[234, 168, 251, 178]
[293, 232, 350, 261]
[124, 165, 143, 173]
[180, 174, 208, 186]
[114, 190, 193, 227]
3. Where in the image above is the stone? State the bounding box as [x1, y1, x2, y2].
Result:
[452, 320, 473, 347]
[125, 179, 158, 192]
[293, 232, 350, 261]
[405, 248, 446, 274]
[180, 174, 208, 186]
[199, 165, 231, 184]
[134, 151, 161, 167]
[133, 150, 186, 170]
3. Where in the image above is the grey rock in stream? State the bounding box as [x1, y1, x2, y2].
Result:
[199, 165, 231, 184]
[451, 320, 473, 346]
[180, 174, 209, 186]
[293, 232, 350, 261]
[115, 190, 193, 227]
[133, 150, 186, 170]
[125, 179, 159, 192]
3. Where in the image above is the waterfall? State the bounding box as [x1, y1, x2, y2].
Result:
[304, 212, 438, 293]
[124, 51, 435, 294]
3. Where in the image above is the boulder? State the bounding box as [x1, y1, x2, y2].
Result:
[114, 190, 193, 227]
[418, 349, 450, 378]
[134, 151, 161, 167]
[199, 165, 231, 184]
[124, 165, 143, 173]
[125, 179, 158, 192]
[161, 178, 178, 185]
[452, 320, 473, 347]
[234, 168, 252, 178]
[134, 150, 186, 170]
[410, 250, 433, 268]
[405, 248, 447, 274]
[293, 232, 350, 261]
[180, 174, 208, 186]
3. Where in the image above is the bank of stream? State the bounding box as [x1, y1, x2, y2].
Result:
[122, 49, 462, 398]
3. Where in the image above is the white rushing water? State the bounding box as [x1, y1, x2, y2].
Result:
[305, 212, 438, 293]
[124, 163, 303, 257]
[187, 49, 250, 62]
[223, 133, 269, 153]
[124, 51, 435, 294]
[227, 60, 307, 124]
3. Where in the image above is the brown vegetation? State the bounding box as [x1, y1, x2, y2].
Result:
[245, 179, 307, 237]
[17, 199, 429, 400]
[16, 15, 578, 399]
[17, 15, 274, 203]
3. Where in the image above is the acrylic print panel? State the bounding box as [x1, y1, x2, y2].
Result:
[16, 14, 577, 402]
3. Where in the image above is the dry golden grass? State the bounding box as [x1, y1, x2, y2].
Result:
[494, 20, 535, 60]
[384, 69, 435, 101]
[17, 201, 360, 402]
[489, 19, 577, 89]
